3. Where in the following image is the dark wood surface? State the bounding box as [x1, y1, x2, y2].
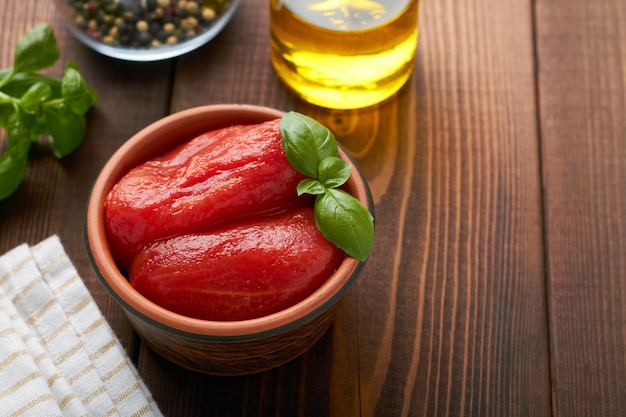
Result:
[1, 0, 624, 415]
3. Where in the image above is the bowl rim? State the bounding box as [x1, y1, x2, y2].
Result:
[86, 104, 373, 340]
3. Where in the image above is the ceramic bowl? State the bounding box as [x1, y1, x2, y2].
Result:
[53, 0, 241, 61]
[85, 104, 374, 375]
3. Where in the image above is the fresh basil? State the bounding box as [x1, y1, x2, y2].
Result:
[318, 156, 351, 188]
[280, 112, 338, 178]
[13, 23, 59, 74]
[0, 23, 97, 200]
[297, 179, 326, 196]
[280, 111, 374, 262]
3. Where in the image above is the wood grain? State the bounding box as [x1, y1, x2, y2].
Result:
[350, 1, 550, 415]
[536, 1, 626, 415]
[2, 0, 624, 415]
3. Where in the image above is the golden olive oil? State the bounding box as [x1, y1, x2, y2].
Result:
[270, 0, 420, 109]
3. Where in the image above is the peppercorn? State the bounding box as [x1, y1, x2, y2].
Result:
[136, 20, 149, 32]
[180, 16, 197, 31]
[64, 0, 233, 51]
[186, 2, 199, 15]
[136, 31, 152, 46]
[146, 0, 158, 12]
[202, 7, 215, 21]
[83, 2, 99, 19]
[155, 29, 168, 43]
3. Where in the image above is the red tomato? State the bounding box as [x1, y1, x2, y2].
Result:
[105, 119, 306, 270]
[129, 209, 344, 321]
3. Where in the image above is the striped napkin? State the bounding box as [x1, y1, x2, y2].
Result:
[0, 235, 162, 417]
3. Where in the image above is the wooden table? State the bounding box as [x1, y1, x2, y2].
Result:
[1, 0, 625, 415]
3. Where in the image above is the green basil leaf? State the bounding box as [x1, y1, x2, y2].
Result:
[318, 156, 351, 188]
[314, 188, 374, 262]
[280, 111, 338, 178]
[19, 81, 51, 113]
[0, 151, 27, 200]
[0, 103, 13, 126]
[13, 23, 59, 74]
[1, 72, 62, 98]
[62, 65, 82, 95]
[280, 111, 375, 261]
[0, 24, 96, 200]
[62, 63, 97, 115]
[45, 106, 86, 158]
[1, 109, 31, 199]
[6, 109, 33, 155]
[0, 68, 13, 88]
[297, 179, 326, 196]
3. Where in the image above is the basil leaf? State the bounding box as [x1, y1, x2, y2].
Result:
[62, 63, 97, 115]
[1, 109, 31, 199]
[0, 69, 13, 88]
[280, 111, 338, 178]
[0, 103, 13, 126]
[297, 179, 326, 196]
[318, 156, 351, 188]
[1, 72, 62, 98]
[314, 188, 374, 262]
[13, 23, 59, 74]
[280, 111, 375, 261]
[0, 151, 27, 200]
[45, 106, 86, 158]
[19, 81, 51, 113]
[0, 24, 96, 200]
[6, 109, 33, 154]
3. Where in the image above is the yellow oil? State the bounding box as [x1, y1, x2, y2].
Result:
[270, 0, 420, 109]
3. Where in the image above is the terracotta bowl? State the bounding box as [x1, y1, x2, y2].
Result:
[85, 104, 374, 375]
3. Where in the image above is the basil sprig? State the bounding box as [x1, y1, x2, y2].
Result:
[280, 112, 374, 262]
[0, 23, 97, 200]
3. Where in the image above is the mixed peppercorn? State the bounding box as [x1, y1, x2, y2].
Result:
[66, 0, 232, 49]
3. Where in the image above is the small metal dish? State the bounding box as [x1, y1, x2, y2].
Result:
[54, 0, 241, 61]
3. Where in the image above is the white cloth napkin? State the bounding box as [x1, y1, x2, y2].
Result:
[0, 235, 162, 417]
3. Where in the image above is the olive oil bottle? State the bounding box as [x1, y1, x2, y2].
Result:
[270, 0, 420, 109]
